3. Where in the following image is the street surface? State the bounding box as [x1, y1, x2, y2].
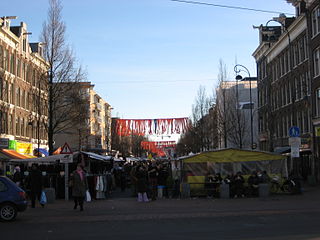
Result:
[1, 187, 320, 240]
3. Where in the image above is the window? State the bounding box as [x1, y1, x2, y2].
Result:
[21, 118, 25, 137]
[16, 118, 20, 136]
[16, 87, 20, 106]
[303, 110, 310, 133]
[0, 46, 3, 68]
[312, 7, 320, 37]
[3, 81, 7, 102]
[10, 54, 15, 75]
[21, 90, 25, 109]
[17, 59, 21, 77]
[316, 88, 320, 117]
[0, 180, 8, 192]
[3, 49, 8, 71]
[0, 111, 7, 134]
[314, 48, 320, 77]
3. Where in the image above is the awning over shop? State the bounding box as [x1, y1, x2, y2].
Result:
[0, 152, 11, 161]
[10, 154, 70, 164]
[183, 148, 286, 163]
[0, 149, 36, 159]
[274, 146, 291, 154]
[81, 151, 112, 162]
[182, 148, 288, 179]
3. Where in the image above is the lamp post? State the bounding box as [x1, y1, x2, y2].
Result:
[234, 64, 253, 150]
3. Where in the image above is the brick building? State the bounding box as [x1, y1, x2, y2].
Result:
[0, 17, 49, 158]
[253, 0, 320, 178]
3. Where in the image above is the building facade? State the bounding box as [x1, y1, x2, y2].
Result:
[0, 17, 49, 156]
[307, 0, 320, 177]
[215, 78, 258, 150]
[253, 0, 320, 178]
[54, 82, 112, 153]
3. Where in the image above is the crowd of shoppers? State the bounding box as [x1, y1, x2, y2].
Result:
[205, 170, 271, 198]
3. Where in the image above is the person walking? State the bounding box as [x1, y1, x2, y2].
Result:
[13, 166, 23, 187]
[136, 165, 149, 202]
[27, 164, 43, 208]
[148, 162, 158, 201]
[71, 164, 88, 211]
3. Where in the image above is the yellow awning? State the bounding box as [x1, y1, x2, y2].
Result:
[183, 148, 286, 163]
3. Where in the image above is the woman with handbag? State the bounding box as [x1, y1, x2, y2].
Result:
[70, 164, 88, 211]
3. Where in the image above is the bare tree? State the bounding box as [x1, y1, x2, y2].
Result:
[41, 0, 87, 154]
[215, 59, 229, 148]
[215, 59, 250, 149]
[191, 85, 214, 152]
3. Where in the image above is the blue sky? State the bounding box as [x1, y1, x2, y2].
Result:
[2, 0, 294, 119]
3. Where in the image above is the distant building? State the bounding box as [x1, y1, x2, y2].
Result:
[215, 78, 258, 150]
[54, 82, 112, 153]
[0, 17, 49, 157]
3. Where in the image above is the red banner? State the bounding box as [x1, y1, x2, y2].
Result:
[116, 118, 189, 136]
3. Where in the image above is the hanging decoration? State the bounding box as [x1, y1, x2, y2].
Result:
[140, 141, 177, 157]
[116, 118, 189, 136]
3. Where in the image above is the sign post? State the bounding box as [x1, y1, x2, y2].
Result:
[289, 127, 301, 173]
[60, 143, 73, 201]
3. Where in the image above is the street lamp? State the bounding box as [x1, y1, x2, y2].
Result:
[234, 64, 253, 150]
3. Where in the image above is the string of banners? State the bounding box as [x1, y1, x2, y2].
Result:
[116, 118, 189, 136]
[140, 141, 177, 157]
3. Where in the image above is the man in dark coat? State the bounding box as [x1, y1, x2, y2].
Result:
[233, 172, 245, 198]
[27, 164, 43, 208]
[248, 171, 260, 197]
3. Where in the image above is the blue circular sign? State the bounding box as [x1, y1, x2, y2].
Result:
[289, 126, 300, 137]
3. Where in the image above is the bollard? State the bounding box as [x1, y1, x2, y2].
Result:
[180, 183, 190, 198]
[259, 183, 269, 198]
[220, 184, 230, 199]
[157, 185, 165, 198]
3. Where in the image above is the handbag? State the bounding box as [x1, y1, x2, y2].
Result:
[40, 191, 47, 205]
[85, 190, 91, 202]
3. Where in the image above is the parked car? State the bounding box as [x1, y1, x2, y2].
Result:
[0, 176, 27, 221]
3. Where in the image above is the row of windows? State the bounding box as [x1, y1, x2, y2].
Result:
[258, 34, 308, 82]
[0, 77, 48, 114]
[0, 45, 46, 87]
[0, 112, 47, 140]
[259, 110, 310, 137]
[259, 72, 310, 109]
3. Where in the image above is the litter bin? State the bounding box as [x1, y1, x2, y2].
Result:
[157, 185, 165, 198]
[258, 183, 269, 198]
[44, 188, 56, 204]
[220, 184, 230, 199]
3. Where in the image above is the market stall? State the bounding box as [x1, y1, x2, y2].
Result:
[181, 148, 288, 195]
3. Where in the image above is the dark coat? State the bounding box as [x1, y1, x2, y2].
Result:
[28, 169, 43, 193]
[71, 171, 88, 197]
[136, 169, 148, 193]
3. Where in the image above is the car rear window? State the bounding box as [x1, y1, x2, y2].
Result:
[0, 180, 8, 192]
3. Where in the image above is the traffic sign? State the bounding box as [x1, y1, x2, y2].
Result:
[289, 126, 300, 137]
[289, 137, 301, 147]
[60, 154, 73, 163]
[60, 142, 73, 154]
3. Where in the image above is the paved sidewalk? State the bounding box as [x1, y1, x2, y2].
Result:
[1, 186, 320, 240]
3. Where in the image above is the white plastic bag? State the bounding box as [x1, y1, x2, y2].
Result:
[85, 190, 91, 202]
